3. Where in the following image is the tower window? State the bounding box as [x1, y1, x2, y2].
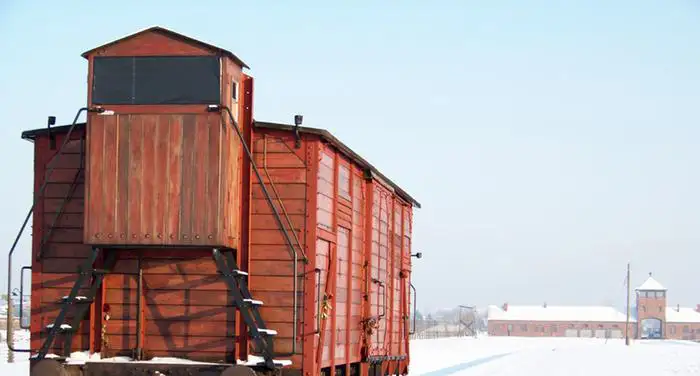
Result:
[92, 55, 221, 105]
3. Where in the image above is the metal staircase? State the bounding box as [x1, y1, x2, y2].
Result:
[212, 248, 283, 369]
[37, 247, 117, 359]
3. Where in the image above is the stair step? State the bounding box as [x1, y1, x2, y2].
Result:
[243, 298, 264, 306]
[232, 269, 248, 277]
[257, 359, 292, 367]
[46, 324, 75, 332]
[257, 329, 277, 336]
[238, 356, 292, 367]
[60, 296, 93, 304]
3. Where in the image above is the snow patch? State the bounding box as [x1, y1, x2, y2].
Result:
[237, 355, 291, 367]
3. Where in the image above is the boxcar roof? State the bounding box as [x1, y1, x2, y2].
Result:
[80, 26, 250, 69]
[255, 121, 420, 208]
[21, 121, 421, 208]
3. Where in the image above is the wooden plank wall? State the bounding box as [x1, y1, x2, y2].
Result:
[31, 131, 92, 353]
[84, 112, 239, 248]
[249, 132, 308, 366]
[102, 251, 236, 361]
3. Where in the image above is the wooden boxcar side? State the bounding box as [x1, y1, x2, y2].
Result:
[26, 120, 416, 375]
[303, 139, 415, 376]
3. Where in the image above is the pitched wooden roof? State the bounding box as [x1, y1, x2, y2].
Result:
[80, 26, 249, 69]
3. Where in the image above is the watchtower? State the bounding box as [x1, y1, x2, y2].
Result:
[81, 26, 251, 248]
[636, 273, 667, 339]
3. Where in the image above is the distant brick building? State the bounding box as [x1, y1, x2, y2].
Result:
[487, 274, 700, 340]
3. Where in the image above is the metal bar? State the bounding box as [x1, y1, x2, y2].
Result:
[19, 266, 31, 329]
[218, 104, 307, 358]
[262, 135, 303, 355]
[7, 107, 89, 353]
[409, 283, 416, 335]
[262, 134, 308, 262]
[315, 268, 322, 333]
[135, 256, 143, 360]
[217, 106, 305, 266]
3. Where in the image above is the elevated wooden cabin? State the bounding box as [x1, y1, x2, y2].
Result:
[83, 26, 249, 248]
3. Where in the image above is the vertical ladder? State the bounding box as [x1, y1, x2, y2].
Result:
[36, 247, 117, 359]
[212, 248, 285, 370]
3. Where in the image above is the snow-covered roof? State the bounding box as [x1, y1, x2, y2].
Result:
[487, 305, 634, 323]
[665, 307, 700, 323]
[635, 275, 666, 291]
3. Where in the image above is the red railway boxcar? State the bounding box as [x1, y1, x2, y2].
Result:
[6, 26, 421, 376]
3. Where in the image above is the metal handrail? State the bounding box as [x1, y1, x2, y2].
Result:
[315, 268, 322, 333]
[409, 283, 417, 335]
[212, 104, 309, 356]
[37, 140, 84, 261]
[19, 266, 31, 329]
[261, 134, 307, 354]
[6, 107, 93, 353]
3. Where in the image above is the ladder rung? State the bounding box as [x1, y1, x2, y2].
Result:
[243, 298, 264, 306]
[46, 323, 75, 332]
[60, 296, 93, 304]
[257, 359, 292, 367]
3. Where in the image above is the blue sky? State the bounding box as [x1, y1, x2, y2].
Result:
[1, 1, 699, 313]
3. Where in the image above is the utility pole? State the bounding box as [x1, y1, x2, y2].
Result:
[7, 292, 14, 363]
[625, 262, 631, 346]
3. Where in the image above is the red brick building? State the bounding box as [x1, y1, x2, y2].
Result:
[487, 274, 700, 340]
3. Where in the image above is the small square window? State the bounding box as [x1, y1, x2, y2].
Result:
[232, 80, 239, 102]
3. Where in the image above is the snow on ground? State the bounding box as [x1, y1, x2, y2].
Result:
[410, 335, 700, 375]
[4, 333, 700, 375]
[1, 329, 31, 375]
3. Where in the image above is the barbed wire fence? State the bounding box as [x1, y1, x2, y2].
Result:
[409, 305, 487, 340]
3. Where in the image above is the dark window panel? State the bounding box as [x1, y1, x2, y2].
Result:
[92, 56, 221, 105]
